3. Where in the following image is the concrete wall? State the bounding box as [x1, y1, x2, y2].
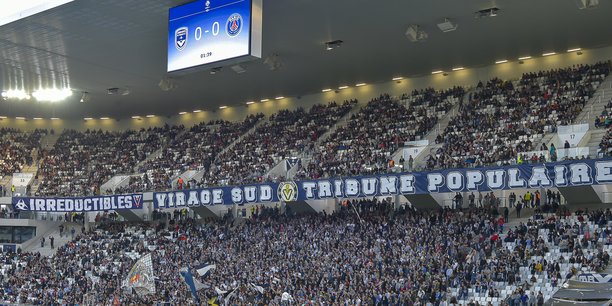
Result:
[0, 46, 610, 132]
[0, 219, 61, 252]
[304, 199, 336, 214]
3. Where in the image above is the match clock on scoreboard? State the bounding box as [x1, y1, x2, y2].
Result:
[167, 0, 262, 73]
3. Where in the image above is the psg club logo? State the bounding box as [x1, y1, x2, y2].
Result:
[175, 27, 188, 51]
[226, 13, 243, 37]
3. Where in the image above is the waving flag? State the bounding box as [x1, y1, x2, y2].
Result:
[180, 267, 207, 304]
[195, 263, 216, 277]
[123, 253, 155, 295]
[250, 283, 265, 294]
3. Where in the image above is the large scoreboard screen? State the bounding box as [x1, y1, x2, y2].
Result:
[167, 0, 262, 73]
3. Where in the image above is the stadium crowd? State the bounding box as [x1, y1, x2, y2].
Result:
[296, 88, 464, 179]
[203, 101, 356, 186]
[0, 62, 605, 196]
[600, 128, 612, 157]
[596, 99, 612, 157]
[0, 128, 46, 176]
[37, 126, 183, 197]
[136, 115, 264, 191]
[428, 62, 611, 170]
[594, 99, 612, 129]
[0, 202, 610, 305]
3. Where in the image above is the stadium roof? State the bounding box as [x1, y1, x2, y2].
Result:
[0, 0, 611, 119]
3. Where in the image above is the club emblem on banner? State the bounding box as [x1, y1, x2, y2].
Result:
[278, 182, 298, 202]
[14, 199, 27, 210]
[175, 27, 188, 51]
[132, 194, 143, 208]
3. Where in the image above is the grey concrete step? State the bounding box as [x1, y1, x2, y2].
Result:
[28, 223, 82, 257]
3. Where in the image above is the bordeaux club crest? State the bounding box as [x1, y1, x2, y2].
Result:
[226, 13, 243, 37]
[175, 27, 188, 51]
[278, 181, 298, 202]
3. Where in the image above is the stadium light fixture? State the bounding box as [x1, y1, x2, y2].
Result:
[338, 86, 349, 90]
[33, 117, 42, 120]
[275, 96, 285, 100]
[260, 99, 269, 102]
[475, 7, 500, 18]
[50, 117, 59, 120]
[542, 52, 556, 56]
[0, 0, 74, 27]
[452, 67, 464, 71]
[431, 70, 444, 75]
[83, 117, 93, 121]
[321, 88, 332, 92]
[178, 111, 187, 115]
[2, 89, 29, 100]
[495, 60, 508, 64]
[355, 83, 367, 87]
[79, 92, 90, 103]
[15, 117, 26, 120]
[131, 115, 142, 119]
[193, 110, 202, 113]
[325, 40, 343, 51]
[246, 101, 255, 105]
[100, 117, 110, 120]
[437, 18, 458, 32]
[405, 25, 427, 42]
[567, 48, 581, 52]
[0, 116, 7, 119]
[392, 77, 403, 81]
[146, 114, 155, 118]
[219, 105, 228, 109]
[33, 88, 72, 102]
[576, 0, 599, 9]
[518, 56, 531, 60]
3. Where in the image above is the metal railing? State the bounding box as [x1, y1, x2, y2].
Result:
[443, 197, 509, 209]
[557, 147, 592, 160]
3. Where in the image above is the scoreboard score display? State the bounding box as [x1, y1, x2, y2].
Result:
[167, 0, 262, 73]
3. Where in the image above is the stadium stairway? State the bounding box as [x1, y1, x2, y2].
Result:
[27, 223, 79, 257]
[0, 176, 11, 195]
[191, 205, 221, 220]
[134, 148, 164, 173]
[39, 132, 61, 150]
[29, 134, 61, 195]
[29, 178, 43, 196]
[409, 93, 465, 170]
[584, 128, 608, 158]
[263, 101, 359, 181]
[215, 117, 269, 161]
[559, 185, 605, 206]
[116, 209, 144, 222]
[19, 220, 65, 256]
[535, 75, 612, 152]
[133, 128, 188, 173]
[403, 194, 443, 210]
[575, 75, 612, 128]
[312, 101, 361, 146]
[163, 118, 270, 188]
[285, 200, 318, 215]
